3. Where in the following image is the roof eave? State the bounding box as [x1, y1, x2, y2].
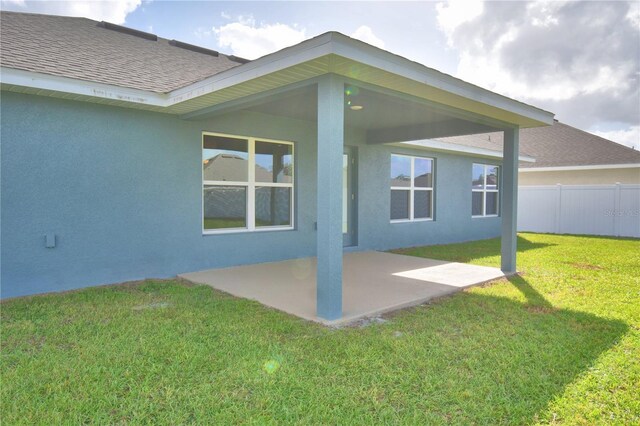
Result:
[169, 32, 554, 127]
[395, 139, 536, 162]
[520, 163, 640, 172]
[1, 31, 555, 128]
[0, 67, 168, 106]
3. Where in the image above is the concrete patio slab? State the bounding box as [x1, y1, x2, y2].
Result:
[179, 251, 505, 326]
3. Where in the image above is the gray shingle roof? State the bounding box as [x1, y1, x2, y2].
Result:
[437, 121, 640, 168]
[0, 11, 244, 93]
[203, 155, 274, 183]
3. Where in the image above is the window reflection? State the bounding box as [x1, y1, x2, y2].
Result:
[203, 135, 248, 182]
[255, 142, 293, 183]
[390, 155, 411, 187]
[255, 187, 291, 227]
[203, 186, 247, 229]
[414, 158, 433, 188]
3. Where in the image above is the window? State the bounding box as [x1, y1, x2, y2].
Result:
[203, 133, 294, 233]
[390, 154, 434, 221]
[472, 163, 499, 217]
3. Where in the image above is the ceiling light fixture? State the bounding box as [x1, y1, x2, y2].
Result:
[346, 90, 364, 111]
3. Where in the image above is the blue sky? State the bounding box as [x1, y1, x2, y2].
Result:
[2, 1, 639, 148]
[125, 1, 458, 73]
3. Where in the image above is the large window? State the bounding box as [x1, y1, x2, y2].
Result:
[472, 163, 499, 217]
[390, 154, 434, 222]
[203, 133, 294, 233]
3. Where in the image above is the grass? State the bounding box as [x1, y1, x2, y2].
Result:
[2, 233, 639, 424]
[204, 217, 247, 229]
[204, 217, 277, 229]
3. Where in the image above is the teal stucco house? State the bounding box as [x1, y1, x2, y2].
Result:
[0, 12, 554, 320]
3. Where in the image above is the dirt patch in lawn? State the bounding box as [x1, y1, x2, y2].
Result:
[132, 302, 171, 311]
[567, 262, 603, 270]
[525, 305, 559, 314]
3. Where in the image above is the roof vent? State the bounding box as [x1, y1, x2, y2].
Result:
[228, 55, 250, 64]
[98, 21, 157, 41]
[169, 39, 219, 57]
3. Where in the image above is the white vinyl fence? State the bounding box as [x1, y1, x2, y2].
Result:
[518, 184, 640, 238]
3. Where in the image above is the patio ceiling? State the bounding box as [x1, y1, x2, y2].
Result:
[248, 85, 485, 127]
[241, 84, 503, 142]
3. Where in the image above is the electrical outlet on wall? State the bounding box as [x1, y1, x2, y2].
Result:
[45, 234, 56, 248]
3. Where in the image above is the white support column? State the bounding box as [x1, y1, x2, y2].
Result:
[501, 127, 519, 273]
[316, 74, 344, 320]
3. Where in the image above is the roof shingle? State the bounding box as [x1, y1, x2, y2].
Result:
[437, 121, 640, 167]
[0, 11, 244, 93]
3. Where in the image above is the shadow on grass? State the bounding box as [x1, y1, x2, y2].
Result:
[392, 234, 555, 264]
[0, 277, 630, 424]
[509, 274, 554, 310]
[352, 276, 629, 423]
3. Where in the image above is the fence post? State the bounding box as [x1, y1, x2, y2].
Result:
[613, 182, 622, 236]
[555, 184, 562, 234]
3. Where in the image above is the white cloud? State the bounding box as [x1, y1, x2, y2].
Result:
[1, 0, 24, 7]
[456, 49, 633, 103]
[213, 16, 306, 60]
[527, 1, 562, 28]
[193, 26, 212, 39]
[626, 1, 640, 28]
[434, 0, 639, 133]
[435, 0, 483, 45]
[438, 1, 637, 103]
[350, 25, 385, 49]
[0, 0, 141, 24]
[592, 126, 640, 150]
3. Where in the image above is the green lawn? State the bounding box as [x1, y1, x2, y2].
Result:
[203, 217, 247, 229]
[204, 217, 276, 229]
[2, 233, 639, 424]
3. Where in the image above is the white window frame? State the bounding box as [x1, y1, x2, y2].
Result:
[202, 132, 295, 235]
[472, 163, 500, 218]
[390, 154, 435, 223]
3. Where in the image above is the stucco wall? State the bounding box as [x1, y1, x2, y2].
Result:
[352, 140, 502, 250]
[1, 91, 501, 298]
[519, 168, 640, 185]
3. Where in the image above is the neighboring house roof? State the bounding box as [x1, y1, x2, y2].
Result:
[0, 11, 244, 93]
[436, 121, 640, 168]
[390, 174, 432, 187]
[203, 154, 274, 182]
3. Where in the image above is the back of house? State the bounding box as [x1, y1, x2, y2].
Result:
[0, 11, 554, 306]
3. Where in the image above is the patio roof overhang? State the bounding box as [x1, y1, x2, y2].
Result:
[0, 32, 554, 133]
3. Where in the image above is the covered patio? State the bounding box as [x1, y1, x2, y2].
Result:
[180, 251, 505, 326]
[178, 32, 554, 323]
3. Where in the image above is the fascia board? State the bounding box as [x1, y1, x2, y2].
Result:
[0, 67, 167, 106]
[396, 139, 536, 162]
[167, 33, 336, 104]
[520, 163, 640, 172]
